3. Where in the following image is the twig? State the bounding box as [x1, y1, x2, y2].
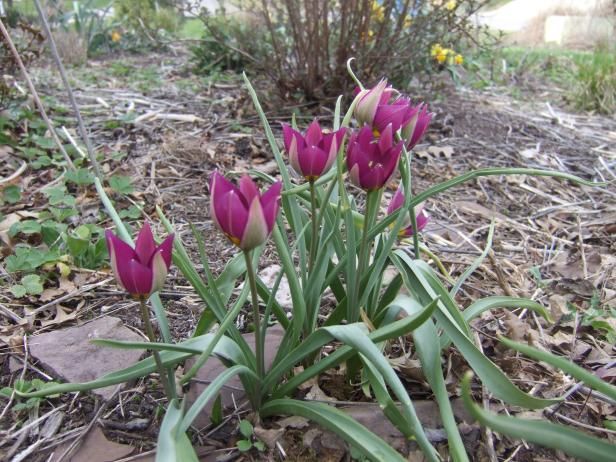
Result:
[30, 278, 113, 315]
[0, 161, 27, 185]
[550, 411, 616, 435]
[0, 18, 76, 171]
[33, 0, 102, 178]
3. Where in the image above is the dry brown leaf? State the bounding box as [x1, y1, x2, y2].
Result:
[39, 287, 65, 303]
[40, 305, 78, 327]
[504, 312, 528, 343]
[278, 415, 310, 429]
[253, 426, 284, 449]
[305, 383, 335, 402]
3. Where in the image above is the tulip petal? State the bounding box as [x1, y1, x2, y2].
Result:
[156, 234, 174, 269]
[378, 124, 394, 153]
[211, 172, 248, 239]
[288, 135, 302, 175]
[281, 123, 297, 152]
[150, 251, 169, 294]
[239, 175, 260, 204]
[355, 79, 389, 125]
[305, 119, 322, 147]
[240, 197, 269, 250]
[299, 146, 328, 179]
[134, 222, 157, 265]
[374, 104, 408, 134]
[105, 230, 137, 292]
[387, 187, 405, 214]
[349, 164, 362, 189]
[260, 182, 282, 232]
[127, 258, 154, 296]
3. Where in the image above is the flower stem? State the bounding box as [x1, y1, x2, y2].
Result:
[244, 251, 264, 383]
[139, 299, 176, 401]
[352, 190, 381, 323]
[308, 181, 319, 273]
[409, 204, 421, 258]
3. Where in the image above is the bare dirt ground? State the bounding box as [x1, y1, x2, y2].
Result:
[1, 48, 615, 461]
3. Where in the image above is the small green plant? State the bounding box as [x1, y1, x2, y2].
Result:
[569, 291, 616, 344]
[572, 48, 616, 114]
[236, 419, 266, 453]
[0, 379, 59, 414]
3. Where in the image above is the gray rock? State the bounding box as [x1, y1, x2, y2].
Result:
[185, 324, 285, 429]
[29, 316, 145, 399]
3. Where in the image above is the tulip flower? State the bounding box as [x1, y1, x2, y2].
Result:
[373, 99, 432, 149]
[282, 120, 347, 181]
[346, 124, 403, 191]
[105, 223, 174, 299]
[354, 79, 394, 127]
[400, 103, 432, 150]
[210, 172, 282, 251]
[387, 187, 429, 237]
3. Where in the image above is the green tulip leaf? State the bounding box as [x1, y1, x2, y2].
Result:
[260, 399, 406, 462]
[461, 372, 616, 462]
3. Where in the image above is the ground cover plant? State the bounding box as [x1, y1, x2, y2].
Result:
[1, 2, 616, 461]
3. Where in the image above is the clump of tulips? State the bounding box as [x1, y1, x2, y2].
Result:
[19, 64, 611, 462]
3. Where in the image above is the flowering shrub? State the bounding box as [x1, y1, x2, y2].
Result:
[16, 62, 615, 462]
[191, 0, 492, 99]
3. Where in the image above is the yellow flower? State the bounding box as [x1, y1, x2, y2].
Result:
[372, 1, 385, 22]
[446, 0, 457, 10]
[454, 54, 464, 65]
[404, 15, 412, 28]
[431, 43, 443, 57]
[436, 50, 448, 64]
[111, 31, 121, 43]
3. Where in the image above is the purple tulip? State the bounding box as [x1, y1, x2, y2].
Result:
[373, 98, 432, 150]
[105, 223, 174, 299]
[282, 120, 347, 181]
[386, 187, 429, 237]
[354, 79, 395, 127]
[210, 172, 282, 251]
[400, 103, 432, 150]
[346, 124, 403, 191]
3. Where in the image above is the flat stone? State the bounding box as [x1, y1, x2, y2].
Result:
[29, 316, 145, 399]
[185, 324, 285, 429]
[49, 426, 134, 462]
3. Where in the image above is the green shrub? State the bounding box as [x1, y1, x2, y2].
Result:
[191, 0, 494, 100]
[114, 0, 180, 44]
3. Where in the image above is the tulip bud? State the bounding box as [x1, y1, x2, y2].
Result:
[282, 120, 346, 182]
[354, 79, 394, 126]
[346, 124, 402, 191]
[105, 223, 174, 299]
[386, 187, 429, 237]
[209, 172, 282, 251]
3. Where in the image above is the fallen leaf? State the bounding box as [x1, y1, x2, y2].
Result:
[40, 305, 78, 327]
[254, 426, 284, 449]
[39, 287, 65, 303]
